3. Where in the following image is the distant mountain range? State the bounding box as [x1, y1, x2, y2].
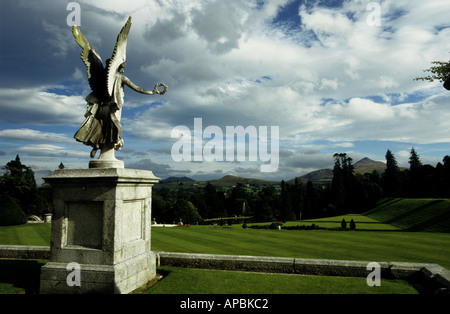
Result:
[353, 157, 387, 173]
[160, 176, 195, 184]
[33, 157, 388, 188]
[158, 157, 387, 188]
[285, 157, 387, 185]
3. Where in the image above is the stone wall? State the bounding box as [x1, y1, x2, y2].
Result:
[1, 245, 449, 293]
[155, 251, 450, 293]
[0, 245, 50, 260]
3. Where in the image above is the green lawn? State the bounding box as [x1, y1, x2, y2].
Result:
[1, 212, 449, 270]
[280, 214, 401, 230]
[1, 198, 449, 294]
[142, 266, 418, 294]
[0, 223, 51, 246]
[151, 224, 450, 269]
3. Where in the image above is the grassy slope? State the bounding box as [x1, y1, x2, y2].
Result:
[364, 198, 450, 232]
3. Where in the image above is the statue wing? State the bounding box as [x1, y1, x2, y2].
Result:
[106, 17, 132, 97]
[72, 25, 105, 96]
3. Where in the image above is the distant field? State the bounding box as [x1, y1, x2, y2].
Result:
[275, 214, 401, 230]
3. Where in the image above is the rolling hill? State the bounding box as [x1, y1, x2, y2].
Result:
[160, 176, 195, 184]
[156, 174, 279, 191]
[291, 157, 386, 185]
[158, 157, 387, 189]
[353, 157, 386, 173]
[206, 175, 279, 188]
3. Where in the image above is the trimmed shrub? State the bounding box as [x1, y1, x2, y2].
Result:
[269, 221, 283, 229]
[0, 194, 27, 226]
[350, 219, 356, 230]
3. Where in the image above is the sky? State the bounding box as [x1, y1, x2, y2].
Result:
[0, 0, 449, 183]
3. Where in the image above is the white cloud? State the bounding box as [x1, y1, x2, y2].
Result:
[334, 98, 395, 121]
[1, 0, 449, 179]
[0, 129, 73, 143]
[0, 88, 85, 125]
[14, 144, 86, 158]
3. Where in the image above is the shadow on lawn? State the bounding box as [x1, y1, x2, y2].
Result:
[0, 259, 45, 294]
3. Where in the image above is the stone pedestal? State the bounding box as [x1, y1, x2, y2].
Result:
[39, 168, 159, 294]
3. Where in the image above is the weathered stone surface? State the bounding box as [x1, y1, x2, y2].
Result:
[39, 168, 159, 294]
[154, 252, 450, 293]
[156, 252, 296, 273]
[1, 246, 449, 293]
[0, 245, 50, 260]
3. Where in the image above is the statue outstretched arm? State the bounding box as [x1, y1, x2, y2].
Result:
[122, 75, 167, 95]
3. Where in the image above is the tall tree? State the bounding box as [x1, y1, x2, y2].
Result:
[331, 153, 357, 212]
[227, 183, 249, 216]
[280, 180, 296, 221]
[203, 182, 226, 218]
[383, 149, 401, 197]
[331, 153, 346, 211]
[408, 147, 423, 197]
[439, 155, 450, 197]
[292, 177, 304, 220]
[0, 155, 44, 216]
[304, 181, 317, 218]
[172, 199, 202, 225]
[409, 147, 422, 171]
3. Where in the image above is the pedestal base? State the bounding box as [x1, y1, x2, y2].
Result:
[89, 144, 124, 169]
[39, 168, 159, 294]
[40, 252, 157, 294]
[89, 159, 124, 169]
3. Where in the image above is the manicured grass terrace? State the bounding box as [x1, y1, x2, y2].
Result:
[1, 198, 449, 294]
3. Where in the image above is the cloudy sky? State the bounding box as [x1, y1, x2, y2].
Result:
[0, 0, 449, 182]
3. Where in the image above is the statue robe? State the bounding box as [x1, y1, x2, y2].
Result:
[74, 74, 124, 150]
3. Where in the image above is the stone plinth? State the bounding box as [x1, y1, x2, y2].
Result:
[39, 168, 159, 294]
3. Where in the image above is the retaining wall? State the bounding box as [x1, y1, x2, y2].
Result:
[154, 251, 450, 293]
[1, 245, 449, 293]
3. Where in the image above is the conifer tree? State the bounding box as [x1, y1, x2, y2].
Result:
[383, 149, 401, 197]
[0, 155, 44, 216]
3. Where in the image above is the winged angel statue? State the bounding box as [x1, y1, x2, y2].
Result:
[72, 17, 167, 166]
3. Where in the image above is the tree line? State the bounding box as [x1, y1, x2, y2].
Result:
[153, 148, 450, 224]
[0, 155, 50, 225]
[1, 148, 449, 226]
